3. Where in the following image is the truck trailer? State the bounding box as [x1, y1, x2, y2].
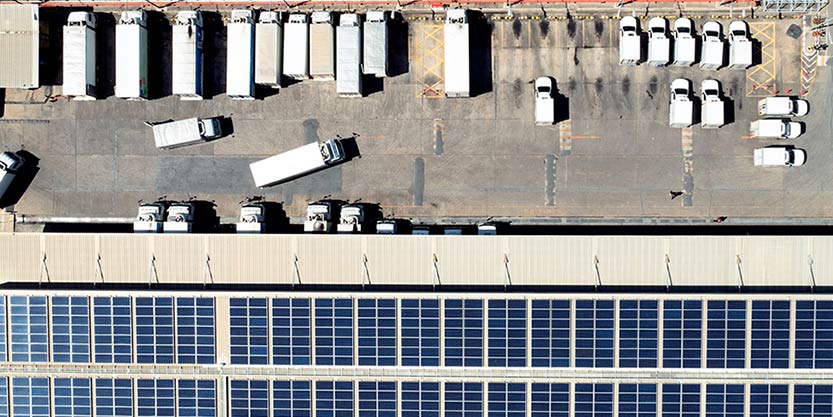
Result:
[249, 139, 348, 188]
[336, 13, 362, 97]
[255, 11, 283, 88]
[444, 9, 470, 98]
[115, 11, 148, 100]
[363, 11, 388, 77]
[310, 11, 335, 80]
[172, 11, 203, 100]
[227, 9, 255, 100]
[63, 12, 97, 100]
[151, 117, 224, 149]
[283, 13, 310, 80]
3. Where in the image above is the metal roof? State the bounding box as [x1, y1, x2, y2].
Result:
[0, 233, 829, 287]
[0, 4, 39, 89]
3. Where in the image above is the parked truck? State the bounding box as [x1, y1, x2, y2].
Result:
[444, 9, 470, 98]
[669, 78, 693, 128]
[749, 119, 803, 139]
[304, 199, 344, 233]
[728, 20, 752, 70]
[376, 218, 412, 234]
[754, 146, 806, 167]
[151, 117, 223, 149]
[310, 11, 335, 80]
[163, 200, 219, 233]
[255, 11, 282, 88]
[115, 11, 148, 100]
[336, 13, 362, 97]
[227, 9, 255, 100]
[363, 11, 388, 77]
[700, 21, 724, 70]
[236, 198, 287, 234]
[0, 150, 38, 209]
[133, 200, 172, 233]
[337, 203, 382, 233]
[534, 76, 555, 125]
[700, 79, 725, 129]
[283, 13, 309, 80]
[618, 16, 641, 66]
[249, 139, 348, 188]
[172, 11, 204, 100]
[672, 18, 695, 66]
[63, 12, 97, 100]
[758, 97, 809, 117]
[647, 18, 670, 67]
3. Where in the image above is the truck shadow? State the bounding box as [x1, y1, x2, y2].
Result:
[39, 8, 74, 87]
[750, 37, 763, 68]
[218, 116, 235, 138]
[724, 97, 736, 125]
[146, 11, 172, 99]
[469, 11, 493, 97]
[202, 11, 225, 99]
[339, 136, 362, 160]
[552, 81, 570, 124]
[95, 12, 116, 99]
[389, 14, 409, 77]
[0, 150, 40, 209]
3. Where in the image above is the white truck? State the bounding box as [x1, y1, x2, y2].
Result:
[236, 199, 287, 234]
[163, 200, 219, 234]
[255, 11, 282, 88]
[757, 97, 809, 117]
[700, 21, 724, 71]
[749, 119, 803, 139]
[754, 146, 806, 167]
[647, 18, 670, 67]
[151, 117, 223, 149]
[700, 79, 724, 129]
[672, 18, 695, 66]
[172, 11, 204, 100]
[63, 12, 97, 100]
[728, 20, 752, 70]
[115, 11, 148, 100]
[133, 200, 171, 233]
[669, 78, 693, 128]
[304, 199, 344, 233]
[337, 203, 382, 233]
[363, 11, 388, 77]
[283, 13, 310, 80]
[444, 9, 470, 98]
[534, 77, 555, 125]
[310, 12, 335, 80]
[0, 150, 37, 209]
[618, 16, 641, 66]
[227, 10, 255, 100]
[249, 139, 347, 188]
[336, 13, 362, 98]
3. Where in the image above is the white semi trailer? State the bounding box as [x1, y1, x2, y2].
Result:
[172, 11, 204, 100]
[255, 11, 282, 88]
[336, 13, 362, 97]
[310, 11, 335, 80]
[63, 12, 97, 100]
[444, 9, 470, 98]
[363, 11, 388, 77]
[115, 11, 148, 100]
[249, 139, 348, 188]
[227, 9, 256, 100]
[283, 13, 310, 80]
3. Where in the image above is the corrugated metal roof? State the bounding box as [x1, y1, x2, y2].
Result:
[0, 4, 39, 89]
[0, 233, 830, 287]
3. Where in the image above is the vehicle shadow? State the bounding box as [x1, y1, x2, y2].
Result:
[388, 13, 409, 77]
[552, 81, 570, 124]
[469, 11, 493, 97]
[146, 10, 172, 99]
[0, 150, 40, 209]
[95, 12, 116, 99]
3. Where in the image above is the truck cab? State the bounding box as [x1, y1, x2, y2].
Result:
[0, 152, 27, 208]
[618, 16, 641, 66]
[337, 203, 382, 233]
[376, 218, 412, 234]
[478, 221, 510, 235]
[237, 199, 287, 234]
[163, 200, 219, 233]
[647, 18, 670, 67]
[199, 118, 223, 139]
[669, 78, 693, 128]
[534, 77, 555, 125]
[133, 200, 171, 233]
[304, 199, 345, 233]
[321, 139, 346, 163]
[754, 146, 806, 167]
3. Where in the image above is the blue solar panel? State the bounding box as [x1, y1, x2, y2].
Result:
[231, 380, 268, 417]
[272, 298, 311, 366]
[663, 300, 702, 369]
[445, 299, 484, 367]
[750, 385, 787, 417]
[575, 300, 614, 368]
[177, 298, 216, 365]
[179, 380, 216, 417]
[706, 384, 744, 417]
[530, 383, 569, 417]
[0, 297, 6, 362]
[402, 382, 440, 417]
[9, 296, 48, 362]
[51, 297, 90, 363]
[488, 300, 527, 367]
[315, 299, 354, 366]
[316, 381, 354, 417]
[137, 379, 175, 417]
[796, 301, 833, 369]
[751, 301, 789, 369]
[11, 378, 49, 417]
[445, 383, 483, 417]
[359, 381, 396, 417]
[531, 300, 570, 368]
[273, 381, 311, 417]
[135, 297, 174, 364]
[401, 299, 440, 367]
[0, 377, 7, 417]
[54, 378, 91, 417]
[93, 297, 132, 364]
[95, 379, 132, 417]
[358, 299, 396, 366]
[618, 384, 656, 417]
[794, 385, 833, 417]
[574, 383, 613, 417]
[229, 298, 268, 365]
[706, 301, 746, 369]
[662, 384, 700, 417]
[619, 300, 658, 368]
[488, 383, 525, 417]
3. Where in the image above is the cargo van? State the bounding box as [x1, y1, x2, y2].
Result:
[669, 78, 693, 128]
[534, 77, 555, 125]
[700, 79, 724, 129]
[749, 120, 803, 139]
[700, 21, 724, 70]
[728, 20, 752, 70]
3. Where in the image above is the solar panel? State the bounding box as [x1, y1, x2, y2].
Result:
[93, 297, 132, 364]
[401, 299, 440, 367]
[575, 300, 614, 368]
[488, 300, 526, 367]
[445, 299, 483, 367]
[10, 296, 48, 362]
[663, 300, 702, 369]
[229, 298, 268, 365]
[315, 299, 354, 366]
[95, 379, 132, 417]
[51, 297, 90, 363]
[272, 298, 311, 366]
[177, 298, 216, 365]
[53, 378, 91, 417]
[531, 300, 570, 368]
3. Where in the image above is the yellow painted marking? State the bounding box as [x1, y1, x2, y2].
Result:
[746, 22, 777, 97]
[363, 135, 385, 140]
[567, 135, 601, 140]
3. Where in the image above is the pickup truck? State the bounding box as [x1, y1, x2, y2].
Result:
[534, 77, 555, 125]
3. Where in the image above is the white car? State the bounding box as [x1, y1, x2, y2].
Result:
[754, 146, 806, 167]
[673, 17, 693, 39]
[728, 20, 748, 43]
[534, 77, 555, 126]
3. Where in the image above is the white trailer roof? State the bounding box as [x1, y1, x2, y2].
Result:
[336, 24, 361, 96]
[443, 15, 470, 96]
[172, 23, 202, 97]
[0, 4, 39, 89]
[673, 37, 695, 64]
[702, 40, 724, 66]
[62, 23, 94, 97]
[619, 36, 640, 61]
[255, 19, 282, 86]
[760, 97, 793, 114]
[249, 143, 327, 187]
[226, 21, 254, 97]
[152, 118, 202, 149]
[363, 15, 387, 76]
[115, 23, 148, 98]
[283, 19, 309, 78]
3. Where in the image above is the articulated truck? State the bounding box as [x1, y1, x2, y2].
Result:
[249, 139, 348, 187]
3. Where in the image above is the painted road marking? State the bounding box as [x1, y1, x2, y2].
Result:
[747, 22, 777, 97]
[559, 120, 572, 156]
[414, 24, 444, 98]
[801, 15, 819, 96]
[681, 127, 694, 207]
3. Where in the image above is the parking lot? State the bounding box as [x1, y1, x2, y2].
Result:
[1, 10, 831, 220]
